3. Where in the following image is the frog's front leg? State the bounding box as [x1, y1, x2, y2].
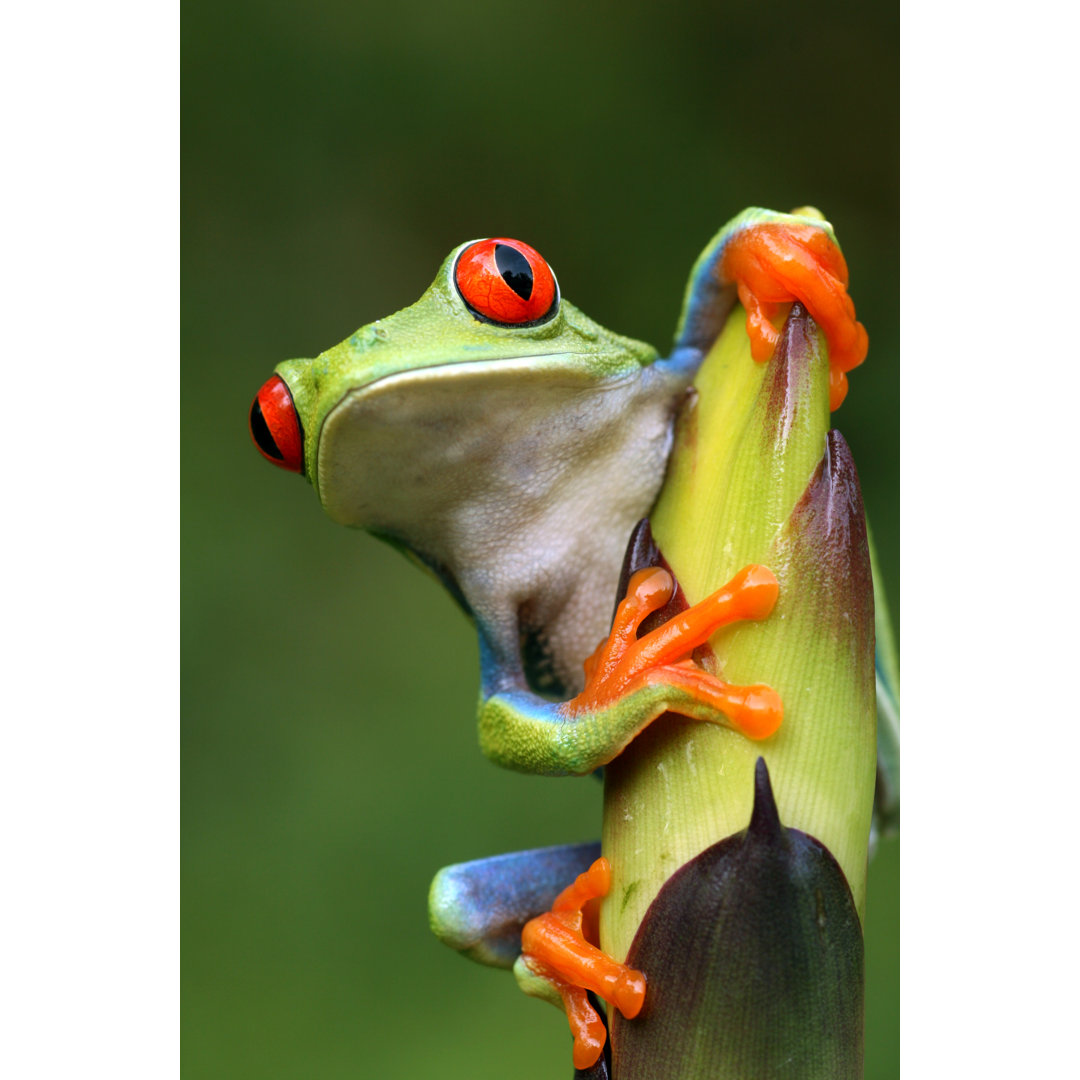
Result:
[476, 547, 783, 777]
[428, 841, 601, 969]
[673, 206, 869, 410]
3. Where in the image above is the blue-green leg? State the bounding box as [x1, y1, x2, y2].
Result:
[429, 841, 601, 969]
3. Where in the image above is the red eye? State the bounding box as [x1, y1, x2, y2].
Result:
[250, 374, 304, 473]
[455, 238, 558, 325]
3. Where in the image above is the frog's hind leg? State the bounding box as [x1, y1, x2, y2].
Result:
[430, 843, 630, 1071]
[516, 856, 645, 1071]
[428, 841, 601, 969]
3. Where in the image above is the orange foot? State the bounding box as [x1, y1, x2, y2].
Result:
[567, 563, 783, 741]
[521, 857, 645, 1070]
[721, 219, 869, 410]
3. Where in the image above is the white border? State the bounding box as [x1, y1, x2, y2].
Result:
[904, 1, 1078, 1074]
[1, 3, 179, 1075]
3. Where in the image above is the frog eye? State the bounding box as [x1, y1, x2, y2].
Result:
[454, 238, 558, 325]
[250, 374, 304, 473]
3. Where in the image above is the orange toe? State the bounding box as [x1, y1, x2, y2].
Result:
[564, 563, 783, 742]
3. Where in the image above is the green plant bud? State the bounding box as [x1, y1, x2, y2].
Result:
[600, 303, 876, 964]
[611, 759, 863, 1080]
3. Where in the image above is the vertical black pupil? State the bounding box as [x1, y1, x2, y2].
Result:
[494, 243, 533, 301]
[250, 398, 284, 459]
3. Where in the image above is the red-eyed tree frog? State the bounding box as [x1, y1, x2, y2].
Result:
[249, 207, 890, 1068]
[249, 207, 868, 771]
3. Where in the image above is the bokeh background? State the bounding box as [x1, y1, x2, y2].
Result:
[183, 2, 898, 1076]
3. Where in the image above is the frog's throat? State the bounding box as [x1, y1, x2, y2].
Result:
[316, 355, 682, 687]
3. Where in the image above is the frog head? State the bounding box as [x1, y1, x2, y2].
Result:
[249, 238, 661, 560]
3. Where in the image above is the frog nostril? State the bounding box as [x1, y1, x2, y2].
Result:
[250, 375, 304, 473]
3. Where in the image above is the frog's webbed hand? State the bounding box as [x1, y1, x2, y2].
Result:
[477, 553, 782, 777]
[673, 206, 868, 410]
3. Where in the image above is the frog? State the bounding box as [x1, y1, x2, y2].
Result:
[248, 206, 893, 1067]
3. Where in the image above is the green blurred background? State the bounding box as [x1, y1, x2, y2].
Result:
[182, 1, 898, 1076]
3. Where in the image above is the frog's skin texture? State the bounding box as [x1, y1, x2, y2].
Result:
[250, 206, 896, 987]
